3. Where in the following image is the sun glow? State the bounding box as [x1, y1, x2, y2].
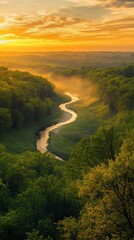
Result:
[0, 0, 133, 51]
[0, 39, 12, 44]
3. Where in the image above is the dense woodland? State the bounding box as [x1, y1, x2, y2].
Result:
[0, 67, 54, 133]
[0, 64, 134, 240]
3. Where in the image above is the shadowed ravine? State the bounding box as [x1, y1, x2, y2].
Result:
[36, 92, 79, 160]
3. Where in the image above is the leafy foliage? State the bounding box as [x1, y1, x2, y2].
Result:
[59, 133, 134, 239]
[0, 67, 55, 132]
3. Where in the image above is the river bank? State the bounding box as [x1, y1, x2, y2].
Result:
[0, 94, 66, 153]
[36, 92, 79, 156]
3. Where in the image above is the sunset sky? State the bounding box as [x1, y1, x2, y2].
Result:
[0, 0, 134, 51]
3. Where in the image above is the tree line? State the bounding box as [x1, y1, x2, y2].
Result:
[59, 64, 134, 114]
[0, 67, 55, 132]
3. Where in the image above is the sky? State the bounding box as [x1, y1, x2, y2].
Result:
[0, 0, 134, 51]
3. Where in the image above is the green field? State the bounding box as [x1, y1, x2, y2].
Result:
[47, 99, 109, 159]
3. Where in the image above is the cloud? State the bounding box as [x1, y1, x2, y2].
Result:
[0, 14, 88, 40]
[0, 1, 8, 4]
[0, 11, 133, 48]
[105, 0, 134, 8]
[0, 14, 86, 29]
[67, 0, 134, 8]
[58, 5, 111, 21]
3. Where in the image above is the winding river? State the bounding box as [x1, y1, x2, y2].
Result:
[36, 92, 79, 159]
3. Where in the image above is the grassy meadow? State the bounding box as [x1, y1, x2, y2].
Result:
[48, 98, 109, 159]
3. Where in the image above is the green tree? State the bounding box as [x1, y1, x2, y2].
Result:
[104, 85, 119, 113]
[0, 108, 12, 132]
[59, 217, 78, 240]
[68, 126, 121, 179]
[82, 133, 134, 239]
[23, 102, 34, 122]
[0, 144, 6, 156]
[11, 109, 24, 128]
[26, 229, 45, 240]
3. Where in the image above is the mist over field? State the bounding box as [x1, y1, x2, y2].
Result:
[45, 73, 99, 105]
[0, 51, 134, 69]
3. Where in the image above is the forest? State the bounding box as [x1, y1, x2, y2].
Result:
[0, 64, 134, 240]
[0, 67, 55, 133]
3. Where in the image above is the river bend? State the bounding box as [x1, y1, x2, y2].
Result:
[37, 92, 79, 158]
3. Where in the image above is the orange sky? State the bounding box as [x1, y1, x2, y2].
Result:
[0, 0, 134, 51]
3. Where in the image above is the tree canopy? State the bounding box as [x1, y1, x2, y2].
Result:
[0, 67, 55, 132]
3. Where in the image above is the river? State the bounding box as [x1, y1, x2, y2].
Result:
[36, 92, 79, 159]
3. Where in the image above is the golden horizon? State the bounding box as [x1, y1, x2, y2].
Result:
[0, 0, 134, 51]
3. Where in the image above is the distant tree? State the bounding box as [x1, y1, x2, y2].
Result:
[11, 109, 24, 128]
[26, 229, 45, 240]
[104, 85, 119, 113]
[23, 102, 34, 123]
[0, 108, 12, 132]
[0, 144, 6, 156]
[0, 89, 11, 108]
